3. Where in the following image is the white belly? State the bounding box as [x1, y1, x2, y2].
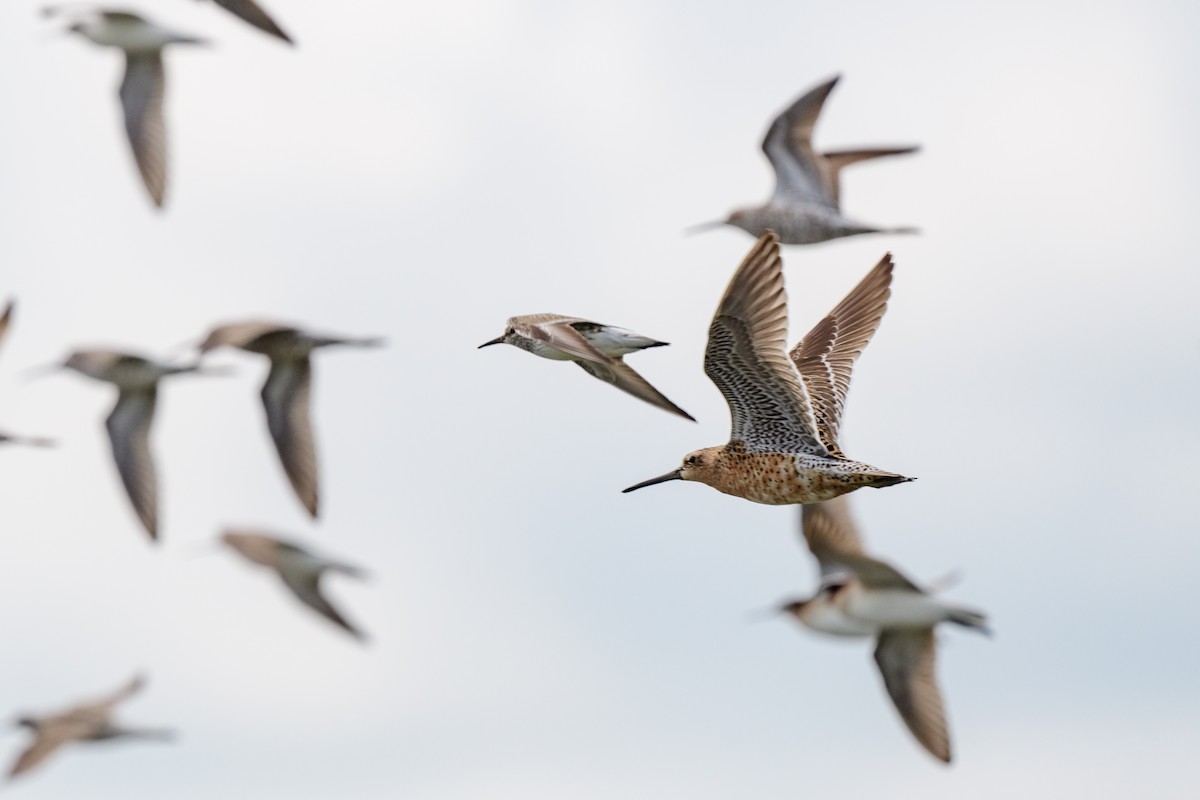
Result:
[841, 588, 948, 628]
[578, 326, 659, 357]
[799, 602, 877, 638]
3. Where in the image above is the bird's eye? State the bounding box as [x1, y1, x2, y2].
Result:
[685, 455, 700, 466]
[505, 328, 515, 336]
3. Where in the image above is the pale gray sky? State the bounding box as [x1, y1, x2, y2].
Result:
[1, 0, 1198, 797]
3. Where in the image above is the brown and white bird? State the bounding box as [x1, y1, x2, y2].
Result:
[200, 0, 293, 44]
[198, 321, 383, 518]
[51, 8, 206, 208]
[690, 75, 918, 244]
[624, 231, 911, 504]
[221, 530, 368, 640]
[479, 314, 694, 421]
[55, 349, 209, 540]
[7, 675, 172, 782]
[778, 496, 989, 763]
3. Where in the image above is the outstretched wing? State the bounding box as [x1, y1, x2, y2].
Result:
[800, 495, 866, 578]
[576, 359, 694, 421]
[762, 76, 840, 210]
[261, 357, 319, 517]
[106, 388, 158, 540]
[874, 629, 951, 763]
[119, 52, 167, 207]
[789, 253, 893, 453]
[519, 318, 614, 365]
[822, 146, 920, 206]
[211, 0, 293, 44]
[704, 231, 826, 455]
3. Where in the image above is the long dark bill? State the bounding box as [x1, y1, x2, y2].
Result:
[621, 469, 682, 493]
[477, 336, 506, 348]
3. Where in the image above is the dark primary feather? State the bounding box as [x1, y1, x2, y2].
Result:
[211, 0, 294, 44]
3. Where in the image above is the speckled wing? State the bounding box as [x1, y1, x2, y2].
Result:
[705, 231, 826, 455]
[261, 357, 318, 517]
[211, 0, 293, 43]
[119, 52, 167, 207]
[763, 76, 840, 210]
[874, 629, 951, 763]
[822, 147, 920, 206]
[106, 388, 158, 540]
[576, 359, 695, 421]
[800, 495, 866, 578]
[789, 253, 893, 453]
[516, 316, 615, 364]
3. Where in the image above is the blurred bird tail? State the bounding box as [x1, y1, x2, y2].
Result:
[948, 608, 991, 636]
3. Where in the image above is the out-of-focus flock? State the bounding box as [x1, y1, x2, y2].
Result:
[4, 1, 986, 783]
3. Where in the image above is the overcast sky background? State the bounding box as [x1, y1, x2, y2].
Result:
[1, 0, 1198, 797]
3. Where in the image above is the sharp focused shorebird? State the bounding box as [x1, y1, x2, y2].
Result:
[200, 0, 293, 44]
[777, 496, 989, 763]
[7, 675, 172, 781]
[198, 321, 384, 518]
[50, 7, 206, 208]
[479, 314, 694, 421]
[690, 75, 918, 244]
[54, 349, 209, 540]
[623, 230, 912, 504]
[222, 530, 367, 640]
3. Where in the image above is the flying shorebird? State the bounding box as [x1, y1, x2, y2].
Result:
[478, 314, 694, 421]
[51, 8, 206, 208]
[221, 530, 368, 640]
[623, 230, 912, 504]
[690, 75, 918, 244]
[7, 675, 172, 781]
[55, 349, 209, 540]
[200, 0, 293, 44]
[198, 321, 384, 518]
[777, 496, 989, 763]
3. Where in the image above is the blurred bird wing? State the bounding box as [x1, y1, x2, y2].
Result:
[874, 629, 951, 763]
[261, 357, 318, 517]
[789, 253, 893, 453]
[277, 558, 363, 639]
[762, 76, 840, 210]
[0, 299, 13, 354]
[106, 388, 158, 539]
[204, 321, 295, 351]
[836, 552, 921, 592]
[119, 52, 167, 207]
[704, 231, 826, 454]
[68, 674, 146, 720]
[575, 359, 694, 421]
[211, 0, 293, 43]
[7, 721, 86, 779]
[516, 317, 614, 365]
[800, 496, 866, 577]
[821, 146, 920, 206]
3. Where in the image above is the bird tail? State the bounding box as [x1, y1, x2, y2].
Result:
[947, 608, 991, 636]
